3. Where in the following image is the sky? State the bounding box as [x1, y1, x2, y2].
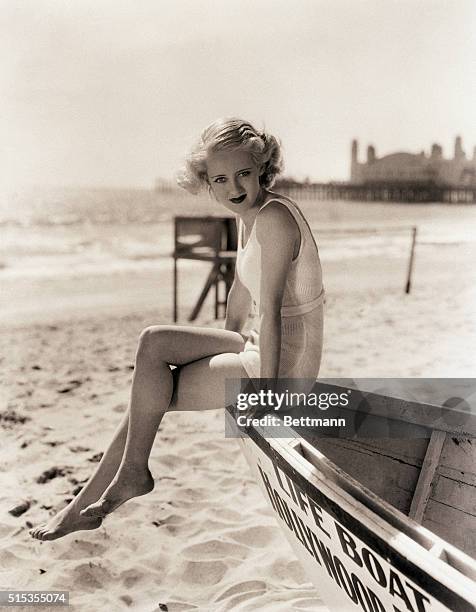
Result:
[1, 0, 475, 189]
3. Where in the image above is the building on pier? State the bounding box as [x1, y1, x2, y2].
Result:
[350, 137, 476, 187]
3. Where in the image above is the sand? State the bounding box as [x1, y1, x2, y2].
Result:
[1, 233, 475, 611]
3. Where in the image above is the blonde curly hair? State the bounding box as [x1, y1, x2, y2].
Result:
[176, 117, 284, 194]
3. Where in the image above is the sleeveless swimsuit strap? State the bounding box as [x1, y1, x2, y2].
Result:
[280, 287, 325, 317]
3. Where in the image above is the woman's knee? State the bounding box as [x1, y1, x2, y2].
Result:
[136, 325, 246, 368]
[136, 325, 172, 363]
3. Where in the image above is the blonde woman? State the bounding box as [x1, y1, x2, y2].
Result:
[30, 118, 324, 540]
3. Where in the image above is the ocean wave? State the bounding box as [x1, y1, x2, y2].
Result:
[0, 256, 175, 280]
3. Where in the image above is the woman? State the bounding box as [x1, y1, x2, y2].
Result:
[30, 118, 324, 540]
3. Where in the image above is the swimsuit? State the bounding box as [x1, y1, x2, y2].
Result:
[236, 194, 325, 379]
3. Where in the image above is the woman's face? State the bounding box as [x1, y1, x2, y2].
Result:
[206, 148, 263, 214]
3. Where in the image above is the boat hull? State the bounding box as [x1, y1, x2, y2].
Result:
[236, 423, 476, 612]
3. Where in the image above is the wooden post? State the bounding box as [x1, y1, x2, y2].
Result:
[214, 259, 219, 320]
[188, 264, 219, 322]
[173, 256, 178, 323]
[405, 226, 418, 294]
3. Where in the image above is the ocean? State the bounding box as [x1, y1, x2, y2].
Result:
[1, 186, 475, 281]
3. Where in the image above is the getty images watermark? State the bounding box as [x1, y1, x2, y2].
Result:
[224, 378, 476, 439]
[234, 386, 350, 429]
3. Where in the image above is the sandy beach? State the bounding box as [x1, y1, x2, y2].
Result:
[1, 197, 475, 611]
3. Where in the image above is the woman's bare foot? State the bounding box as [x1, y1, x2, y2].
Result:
[80, 467, 154, 518]
[30, 504, 102, 541]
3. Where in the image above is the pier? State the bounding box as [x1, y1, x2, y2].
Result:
[276, 181, 476, 203]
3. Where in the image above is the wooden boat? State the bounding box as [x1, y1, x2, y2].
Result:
[226, 381, 476, 611]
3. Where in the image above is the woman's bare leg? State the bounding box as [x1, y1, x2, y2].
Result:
[80, 325, 245, 518]
[30, 412, 130, 539]
[30, 326, 245, 539]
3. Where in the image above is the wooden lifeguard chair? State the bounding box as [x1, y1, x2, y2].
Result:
[173, 216, 237, 322]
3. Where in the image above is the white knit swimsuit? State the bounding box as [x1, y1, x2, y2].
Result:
[236, 194, 325, 379]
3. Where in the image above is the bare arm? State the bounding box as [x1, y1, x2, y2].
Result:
[255, 202, 298, 379]
[224, 269, 252, 340]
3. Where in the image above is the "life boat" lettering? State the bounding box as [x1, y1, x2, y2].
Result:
[257, 462, 436, 612]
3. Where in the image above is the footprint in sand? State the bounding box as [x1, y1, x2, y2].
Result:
[119, 568, 143, 588]
[180, 559, 228, 586]
[119, 594, 133, 606]
[70, 561, 113, 592]
[268, 557, 308, 586]
[57, 539, 107, 561]
[215, 580, 267, 602]
[181, 539, 248, 561]
[226, 525, 277, 548]
[0, 550, 26, 570]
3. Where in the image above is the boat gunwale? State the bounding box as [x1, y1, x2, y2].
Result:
[312, 381, 476, 437]
[239, 418, 476, 611]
